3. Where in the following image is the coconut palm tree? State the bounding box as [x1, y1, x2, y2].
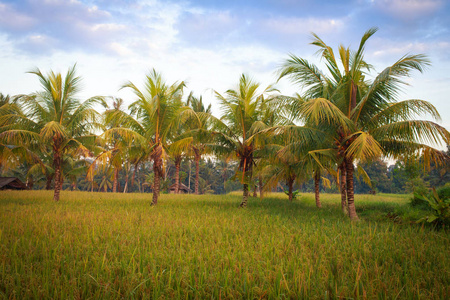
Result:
[87, 98, 130, 193]
[167, 112, 194, 194]
[186, 92, 212, 194]
[106, 69, 195, 205]
[279, 28, 450, 220]
[260, 144, 303, 202]
[0, 65, 103, 201]
[212, 74, 284, 207]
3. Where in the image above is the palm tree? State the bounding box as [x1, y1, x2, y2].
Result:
[167, 120, 193, 194]
[260, 144, 303, 202]
[279, 28, 450, 220]
[0, 65, 102, 201]
[88, 98, 129, 193]
[212, 74, 280, 207]
[0, 93, 25, 172]
[186, 92, 212, 194]
[106, 69, 194, 205]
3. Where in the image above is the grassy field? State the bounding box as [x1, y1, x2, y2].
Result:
[0, 191, 449, 299]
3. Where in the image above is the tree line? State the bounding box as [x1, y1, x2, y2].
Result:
[1, 28, 449, 220]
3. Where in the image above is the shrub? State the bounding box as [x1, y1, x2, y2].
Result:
[409, 179, 430, 209]
[416, 189, 450, 228]
[284, 189, 300, 200]
[437, 184, 450, 200]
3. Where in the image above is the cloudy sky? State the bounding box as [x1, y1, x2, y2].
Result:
[1, 0, 449, 134]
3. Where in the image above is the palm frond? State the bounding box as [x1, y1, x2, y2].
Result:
[345, 131, 383, 162]
[372, 120, 450, 147]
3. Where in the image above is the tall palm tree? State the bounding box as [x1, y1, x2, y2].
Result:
[167, 113, 194, 194]
[212, 74, 280, 207]
[186, 92, 212, 194]
[106, 69, 194, 205]
[279, 28, 450, 220]
[0, 65, 102, 201]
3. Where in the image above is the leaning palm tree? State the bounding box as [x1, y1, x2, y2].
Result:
[0, 65, 103, 201]
[279, 28, 450, 220]
[106, 69, 194, 205]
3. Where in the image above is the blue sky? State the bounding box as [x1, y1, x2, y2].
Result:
[1, 0, 449, 139]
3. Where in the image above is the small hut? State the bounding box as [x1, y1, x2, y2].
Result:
[0, 177, 28, 190]
[169, 183, 191, 194]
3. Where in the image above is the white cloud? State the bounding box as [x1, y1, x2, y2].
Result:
[368, 39, 450, 65]
[0, 2, 36, 31]
[260, 16, 345, 36]
[90, 23, 126, 32]
[375, 0, 444, 20]
[109, 42, 133, 56]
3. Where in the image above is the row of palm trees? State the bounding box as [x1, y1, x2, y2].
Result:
[1, 28, 449, 220]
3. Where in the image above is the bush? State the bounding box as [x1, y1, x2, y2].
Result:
[437, 184, 450, 200]
[409, 179, 430, 209]
[416, 189, 450, 228]
[410, 195, 431, 209]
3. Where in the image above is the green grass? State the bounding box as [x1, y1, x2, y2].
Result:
[0, 191, 449, 299]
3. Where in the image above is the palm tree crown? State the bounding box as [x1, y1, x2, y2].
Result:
[0, 65, 102, 200]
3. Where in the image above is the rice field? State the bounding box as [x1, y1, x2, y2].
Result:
[0, 191, 449, 299]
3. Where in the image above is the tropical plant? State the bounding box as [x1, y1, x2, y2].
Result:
[0, 65, 103, 200]
[87, 98, 131, 192]
[212, 74, 280, 207]
[186, 92, 212, 194]
[278, 28, 450, 220]
[105, 69, 194, 205]
[416, 189, 450, 227]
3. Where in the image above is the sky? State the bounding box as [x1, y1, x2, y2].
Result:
[1, 0, 449, 139]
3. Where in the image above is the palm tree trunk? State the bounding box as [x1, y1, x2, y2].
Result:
[259, 175, 263, 200]
[252, 184, 257, 197]
[131, 161, 139, 193]
[123, 173, 129, 193]
[194, 150, 200, 195]
[103, 177, 108, 192]
[188, 160, 191, 193]
[314, 171, 322, 208]
[345, 157, 358, 220]
[26, 177, 33, 190]
[113, 168, 118, 193]
[151, 145, 163, 206]
[240, 183, 249, 208]
[53, 151, 62, 201]
[45, 174, 53, 190]
[339, 161, 348, 215]
[152, 170, 160, 205]
[175, 156, 181, 194]
[288, 178, 294, 202]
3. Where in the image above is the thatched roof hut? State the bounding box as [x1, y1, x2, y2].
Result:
[169, 183, 191, 194]
[0, 177, 28, 190]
